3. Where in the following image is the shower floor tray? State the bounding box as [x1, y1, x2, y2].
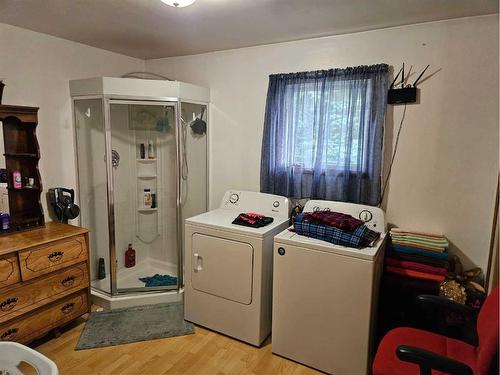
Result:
[90, 258, 181, 310]
[92, 258, 178, 290]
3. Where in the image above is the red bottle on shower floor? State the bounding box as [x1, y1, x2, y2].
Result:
[125, 243, 136, 268]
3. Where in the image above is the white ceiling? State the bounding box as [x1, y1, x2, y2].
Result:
[0, 0, 497, 59]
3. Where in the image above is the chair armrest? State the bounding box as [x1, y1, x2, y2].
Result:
[416, 295, 476, 316]
[396, 345, 473, 375]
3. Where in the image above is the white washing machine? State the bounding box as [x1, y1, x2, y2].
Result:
[184, 190, 290, 346]
[272, 200, 387, 375]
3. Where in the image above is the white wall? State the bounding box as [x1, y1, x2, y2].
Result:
[0, 22, 144, 218]
[146, 15, 499, 271]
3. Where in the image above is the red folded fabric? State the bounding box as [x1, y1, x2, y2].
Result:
[237, 212, 265, 225]
[385, 265, 446, 283]
[303, 210, 364, 231]
[385, 257, 447, 276]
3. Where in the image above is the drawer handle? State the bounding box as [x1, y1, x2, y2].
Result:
[61, 302, 75, 314]
[61, 276, 76, 287]
[1, 328, 18, 340]
[48, 251, 64, 262]
[0, 297, 18, 311]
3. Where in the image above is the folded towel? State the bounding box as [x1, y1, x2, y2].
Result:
[232, 212, 274, 228]
[390, 234, 449, 248]
[386, 265, 446, 282]
[383, 273, 441, 293]
[391, 239, 446, 253]
[390, 228, 446, 239]
[390, 231, 448, 243]
[385, 257, 447, 276]
[391, 245, 449, 260]
[387, 250, 449, 268]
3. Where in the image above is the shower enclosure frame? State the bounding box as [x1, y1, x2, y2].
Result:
[107, 97, 181, 296]
[71, 83, 209, 299]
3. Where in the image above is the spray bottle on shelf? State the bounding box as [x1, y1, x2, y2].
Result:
[125, 243, 136, 268]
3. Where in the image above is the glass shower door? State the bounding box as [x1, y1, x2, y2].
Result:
[108, 100, 179, 293]
[74, 98, 111, 294]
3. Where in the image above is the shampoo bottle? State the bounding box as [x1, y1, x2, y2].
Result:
[143, 189, 152, 208]
[13, 171, 22, 189]
[125, 244, 136, 268]
[148, 140, 155, 159]
[98, 257, 106, 279]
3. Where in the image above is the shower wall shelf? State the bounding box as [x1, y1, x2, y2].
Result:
[136, 158, 157, 162]
[135, 133, 160, 243]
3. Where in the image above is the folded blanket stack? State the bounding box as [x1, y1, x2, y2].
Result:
[293, 210, 380, 249]
[386, 228, 449, 283]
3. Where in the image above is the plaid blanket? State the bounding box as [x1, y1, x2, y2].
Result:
[294, 213, 380, 248]
[302, 210, 364, 231]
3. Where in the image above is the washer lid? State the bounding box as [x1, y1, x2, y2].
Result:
[186, 208, 290, 238]
[274, 227, 386, 261]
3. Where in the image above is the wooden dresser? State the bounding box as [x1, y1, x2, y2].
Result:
[0, 222, 90, 344]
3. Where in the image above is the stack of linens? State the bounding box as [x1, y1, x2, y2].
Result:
[386, 228, 449, 283]
[293, 210, 380, 249]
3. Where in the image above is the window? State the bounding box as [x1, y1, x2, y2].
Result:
[260, 65, 388, 205]
[286, 81, 368, 170]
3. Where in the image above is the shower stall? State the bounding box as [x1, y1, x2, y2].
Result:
[70, 77, 209, 308]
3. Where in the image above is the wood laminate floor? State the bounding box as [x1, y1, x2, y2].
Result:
[30, 314, 322, 375]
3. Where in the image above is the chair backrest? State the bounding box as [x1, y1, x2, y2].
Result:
[476, 287, 499, 375]
[0, 341, 58, 375]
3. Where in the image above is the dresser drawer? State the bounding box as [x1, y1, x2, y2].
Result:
[0, 253, 21, 289]
[0, 263, 89, 323]
[19, 235, 87, 281]
[0, 291, 88, 344]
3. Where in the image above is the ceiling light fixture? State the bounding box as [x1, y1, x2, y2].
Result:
[161, 0, 196, 7]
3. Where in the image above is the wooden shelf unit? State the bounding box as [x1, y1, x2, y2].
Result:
[0, 105, 44, 232]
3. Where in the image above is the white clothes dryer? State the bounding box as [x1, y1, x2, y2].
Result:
[184, 190, 290, 346]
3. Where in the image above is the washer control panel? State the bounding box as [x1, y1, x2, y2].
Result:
[359, 210, 373, 223]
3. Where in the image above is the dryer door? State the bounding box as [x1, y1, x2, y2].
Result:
[191, 233, 254, 305]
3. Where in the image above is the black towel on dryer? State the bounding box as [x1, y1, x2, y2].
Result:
[232, 212, 274, 228]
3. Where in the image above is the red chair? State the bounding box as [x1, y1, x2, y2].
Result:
[373, 287, 499, 375]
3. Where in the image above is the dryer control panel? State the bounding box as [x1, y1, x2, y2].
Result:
[221, 190, 290, 218]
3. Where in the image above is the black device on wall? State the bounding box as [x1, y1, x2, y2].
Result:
[48, 188, 80, 223]
[387, 63, 430, 105]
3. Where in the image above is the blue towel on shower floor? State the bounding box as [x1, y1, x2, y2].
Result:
[139, 274, 178, 287]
